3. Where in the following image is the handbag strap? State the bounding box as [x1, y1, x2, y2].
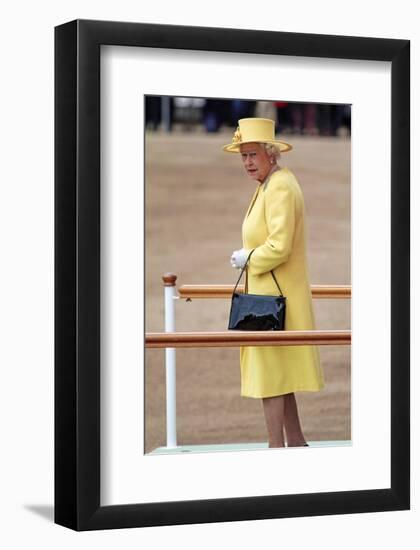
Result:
[232, 250, 254, 294]
[232, 249, 284, 297]
[269, 271, 284, 297]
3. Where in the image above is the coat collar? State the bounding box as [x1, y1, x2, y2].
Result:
[262, 166, 285, 190]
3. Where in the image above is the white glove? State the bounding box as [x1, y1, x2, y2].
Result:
[230, 248, 250, 269]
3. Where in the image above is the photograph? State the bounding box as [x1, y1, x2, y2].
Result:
[144, 95, 352, 454]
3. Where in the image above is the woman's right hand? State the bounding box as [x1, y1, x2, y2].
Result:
[230, 248, 250, 269]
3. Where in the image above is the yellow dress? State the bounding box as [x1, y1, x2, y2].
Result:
[240, 167, 324, 398]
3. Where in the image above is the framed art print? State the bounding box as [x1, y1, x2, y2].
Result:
[55, 20, 410, 530]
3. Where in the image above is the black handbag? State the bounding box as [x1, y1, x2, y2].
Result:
[228, 250, 286, 331]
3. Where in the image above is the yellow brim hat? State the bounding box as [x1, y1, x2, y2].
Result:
[222, 117, 292, 153]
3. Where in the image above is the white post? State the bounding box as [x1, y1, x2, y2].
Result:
[162, 274, 177, 448]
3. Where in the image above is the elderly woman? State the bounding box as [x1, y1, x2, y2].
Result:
[223, 118, 324, 448]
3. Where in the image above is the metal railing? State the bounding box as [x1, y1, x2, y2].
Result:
[146, 273, 351, 449]
[177, 283, 351, 300]
[146, 329, 350, 348]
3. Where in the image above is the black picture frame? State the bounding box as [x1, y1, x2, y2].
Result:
[55, 19, 410, 531]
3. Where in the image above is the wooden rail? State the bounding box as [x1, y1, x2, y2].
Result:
[146, 330, 351, 348]
[177, 284, 351, 300]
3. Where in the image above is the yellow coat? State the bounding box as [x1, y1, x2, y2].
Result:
[240, 167, 324, 398]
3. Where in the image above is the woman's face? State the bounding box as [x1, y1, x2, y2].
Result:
[240, 142, 272, 182]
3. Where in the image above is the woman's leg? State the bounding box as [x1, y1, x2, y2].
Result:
[262, 395, 286, 447]
[284, 393, 307, 446]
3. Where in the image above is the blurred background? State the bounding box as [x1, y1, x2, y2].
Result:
[145, 95, 351, 454]
[145, 95, 351, 136]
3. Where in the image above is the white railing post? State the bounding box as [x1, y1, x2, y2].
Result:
[162, 274, 178, 448]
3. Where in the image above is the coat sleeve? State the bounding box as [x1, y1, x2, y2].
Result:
[248, 178, 295, 276]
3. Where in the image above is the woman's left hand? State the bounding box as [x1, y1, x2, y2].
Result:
[230, 248, 250, 269]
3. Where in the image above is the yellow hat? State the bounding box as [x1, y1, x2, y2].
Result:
[222, 117, 292, 153]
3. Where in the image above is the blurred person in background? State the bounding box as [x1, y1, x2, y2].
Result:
[333, 104, 351, 136]
[202, 98, 226, 132]
[317, 104, 333, 136]
[230, 99, 256, 125]
[275, 101, 292, 134]
[224, 118, 324, 448]
[316, 103, 352, 136]
[289, 102, 318, 135]
[145, 95, 162, 130]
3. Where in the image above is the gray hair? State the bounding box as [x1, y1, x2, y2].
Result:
[262, 143, 281, 162]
